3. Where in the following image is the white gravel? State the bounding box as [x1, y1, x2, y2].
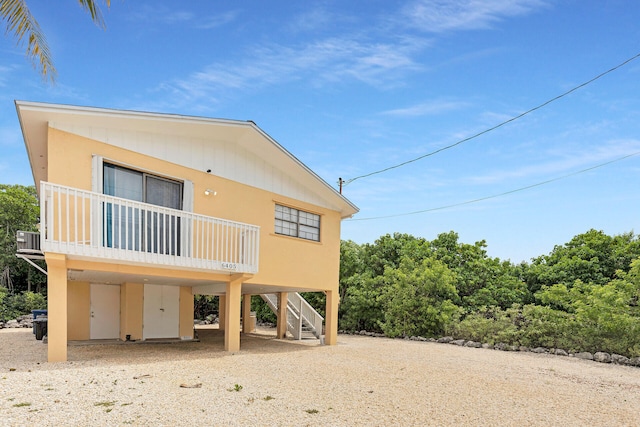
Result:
[1, 327, 639, 426]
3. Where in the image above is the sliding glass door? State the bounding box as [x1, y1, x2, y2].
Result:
[144, 175, 182, 255]
[103, 163, 183, 256]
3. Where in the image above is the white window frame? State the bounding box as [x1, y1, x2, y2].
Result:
[91, 155, 194, 255]
[92, 155, 193, 211]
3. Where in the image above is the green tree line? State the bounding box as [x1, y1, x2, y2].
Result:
[338, 230, 640, 357]
[0, 184, 47, 320]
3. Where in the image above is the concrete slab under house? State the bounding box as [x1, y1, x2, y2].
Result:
[15, 101, 358, 362]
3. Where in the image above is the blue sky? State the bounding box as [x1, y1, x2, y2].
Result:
[2, 1, 640, 263]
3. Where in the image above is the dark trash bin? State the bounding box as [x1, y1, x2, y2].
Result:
[32, 310, 48, 334]
[34, 318, 48, 341]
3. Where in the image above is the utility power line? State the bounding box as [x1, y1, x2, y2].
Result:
[346, 151, 640, 221]
[343, 51, 640, 186]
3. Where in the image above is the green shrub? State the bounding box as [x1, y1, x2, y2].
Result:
[452, 308, 518, 345]
[0, 291, 46, 321]
[22, 291, 46, 312]
[519, 304, 575, 350]
[251, 297, 276, 324]
[193, 295, 218, 320]
[380, 257, 460, 338]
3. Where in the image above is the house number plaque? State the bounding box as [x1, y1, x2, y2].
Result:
[221, 262, 238, 271]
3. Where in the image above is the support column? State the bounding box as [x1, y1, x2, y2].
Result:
[120, 283, 144, 341]
[242, 294, 253, 333]
[218, 295, 226, 331]
[179, 286, 194, 339]
[224, 276, 243, 352]
[45, 253, 68, 362]
[276, 292, 288, 339]
[324, 290, 339, 345]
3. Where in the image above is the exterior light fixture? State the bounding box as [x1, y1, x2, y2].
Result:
[204, 189, 217, 196]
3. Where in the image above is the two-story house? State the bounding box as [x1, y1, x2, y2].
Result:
[15, 101, 358, 362]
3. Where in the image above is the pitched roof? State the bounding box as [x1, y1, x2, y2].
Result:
[15, 100, 358, 218]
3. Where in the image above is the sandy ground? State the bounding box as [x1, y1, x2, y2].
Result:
[1, 327, 639, 426]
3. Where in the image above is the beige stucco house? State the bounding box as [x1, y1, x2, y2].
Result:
[15, 100, 358, 362]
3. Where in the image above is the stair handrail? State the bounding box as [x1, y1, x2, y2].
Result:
[260, 293, 300, 339]
[287, 292, 324, 339]
[260, 292, 323, 340]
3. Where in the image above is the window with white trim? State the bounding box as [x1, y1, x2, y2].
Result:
[275, 204, 320, 242]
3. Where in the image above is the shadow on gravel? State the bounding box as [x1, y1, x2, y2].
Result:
[0, 328, 317, 372]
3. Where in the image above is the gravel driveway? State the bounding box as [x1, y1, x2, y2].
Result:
[1, 327, 639, 426]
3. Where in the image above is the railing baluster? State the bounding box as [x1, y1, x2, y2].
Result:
[81, 190, 86, 248]
[215, 221, 219, 263]
[124, 200, 129, 251]
[233, 225, 237, 263]
[110, 198, 115, 251]
[136, 206, 140, 253]
[204, 219, 209, 262]
[56, 188, 61, 246]
[64, 188, 69, 247]
[226, 223, 230, 263]
[102, 194, 107, 254]
[72, 188, 77, 249]
[195, 217, 200, 260]
[153, 209, 156, 257]
[168, 208, 173, 257]
[41, 182, 259, 273]
[214, 221, 218, 263]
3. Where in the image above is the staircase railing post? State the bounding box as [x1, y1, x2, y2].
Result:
[298, 296, 303, 340]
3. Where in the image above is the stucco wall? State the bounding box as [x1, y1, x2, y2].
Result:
[67, 281, 90, 340]
[179, 286, 194, 339]
[46, 127, 341, 293]
[120, 283, 143, 341]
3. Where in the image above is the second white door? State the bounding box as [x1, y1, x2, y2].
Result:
[143, 284, 180, 339]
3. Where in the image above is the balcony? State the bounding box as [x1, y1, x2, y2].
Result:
[40, 182, 260, 274]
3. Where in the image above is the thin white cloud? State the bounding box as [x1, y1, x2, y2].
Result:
[400, 0, 547, 33]
[288, 8, 334, 33]
[157, 36, 426, 106]
[197, 11, 240, 29]
[128, 6, 237, 28]
[128, 6, 194, 24]
[163, 11, 194, 24]
[381, 99, 469, 117]
[468, 139, 640, 185]
[148, 1, 544, 109]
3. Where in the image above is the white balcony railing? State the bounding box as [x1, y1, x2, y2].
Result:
[40, 182, 260, 274]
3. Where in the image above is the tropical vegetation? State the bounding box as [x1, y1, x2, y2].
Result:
[337, 231, 640, 357]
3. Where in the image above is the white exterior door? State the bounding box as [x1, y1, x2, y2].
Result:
[143, 284, 180, 339]
[90, 284, 121, 339]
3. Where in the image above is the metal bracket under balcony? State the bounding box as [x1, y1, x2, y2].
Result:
[15, 230, 47, 275]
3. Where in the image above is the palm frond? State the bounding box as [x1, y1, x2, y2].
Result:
[77, 0, 111, 29]
[0, 0, 56, 82]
